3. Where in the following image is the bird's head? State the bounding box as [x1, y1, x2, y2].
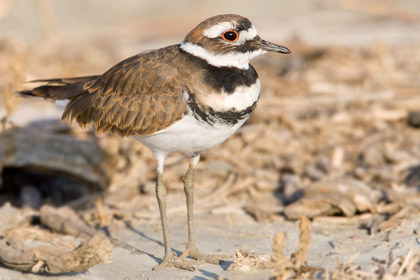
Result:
[180, 14, 290, 69]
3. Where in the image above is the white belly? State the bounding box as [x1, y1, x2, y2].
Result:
[134, 113, 247, 157]
[135, 79, 260, 160]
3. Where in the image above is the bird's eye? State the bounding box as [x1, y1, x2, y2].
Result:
[222, 30, 238, 42]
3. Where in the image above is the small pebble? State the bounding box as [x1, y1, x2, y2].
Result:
[405, 165, 420, 188]
[407, 111, 420, 128]
[20, 186, 43, 209]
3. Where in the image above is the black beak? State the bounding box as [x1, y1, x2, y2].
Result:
[257, 39, 291, 54]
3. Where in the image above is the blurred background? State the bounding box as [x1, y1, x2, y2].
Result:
[0, 0, 420, 279]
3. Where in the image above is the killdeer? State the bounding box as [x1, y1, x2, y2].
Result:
[19, 14, 290, 271]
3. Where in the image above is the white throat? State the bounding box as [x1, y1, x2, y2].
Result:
[180, 42, 266, 70]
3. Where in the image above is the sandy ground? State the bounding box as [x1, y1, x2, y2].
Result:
[0, 211, 418, 280]
[1, 1, 420, 279]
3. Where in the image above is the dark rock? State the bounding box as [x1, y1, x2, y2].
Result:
[407, 111, 420, 128]
[405, 164, 420, 188]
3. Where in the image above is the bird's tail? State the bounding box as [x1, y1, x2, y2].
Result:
[18, 75, 99, 100]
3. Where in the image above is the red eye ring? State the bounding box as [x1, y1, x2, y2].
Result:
[221, 30, 239, 42]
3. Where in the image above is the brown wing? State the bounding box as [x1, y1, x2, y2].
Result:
[51, 46, 186, 136]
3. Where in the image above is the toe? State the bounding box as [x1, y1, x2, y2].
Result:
[152, 256, 196, 271]
[188, 249, 231, 264]
[173, 259, 196, 271]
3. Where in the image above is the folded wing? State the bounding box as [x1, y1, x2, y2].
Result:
[21, 49, 187, 136]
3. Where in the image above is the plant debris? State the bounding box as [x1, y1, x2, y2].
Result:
[284, 177, 381, 219]
[228, 216, 312, 279]
[0, 203, 113, 274]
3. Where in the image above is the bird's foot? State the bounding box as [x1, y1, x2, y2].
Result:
[153, 246, 231, 271]
[153, 251, 196, 271]
[178, 244, 231, 265]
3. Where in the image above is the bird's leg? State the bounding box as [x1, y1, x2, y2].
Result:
[155, 173, 171, 259]
[153, 172, 195, 271]
[178, 162, 230, 264]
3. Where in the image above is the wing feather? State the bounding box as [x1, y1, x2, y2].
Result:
[21, 46, 187, 136]
[62, 46, 187, 136]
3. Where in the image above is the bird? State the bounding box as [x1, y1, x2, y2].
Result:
[19, 14, 290, 271]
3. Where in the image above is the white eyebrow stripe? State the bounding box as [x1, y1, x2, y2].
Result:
[203, 22, 236, 38]
[203, 22, 258, 44]
[239, 25, 258, 41]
